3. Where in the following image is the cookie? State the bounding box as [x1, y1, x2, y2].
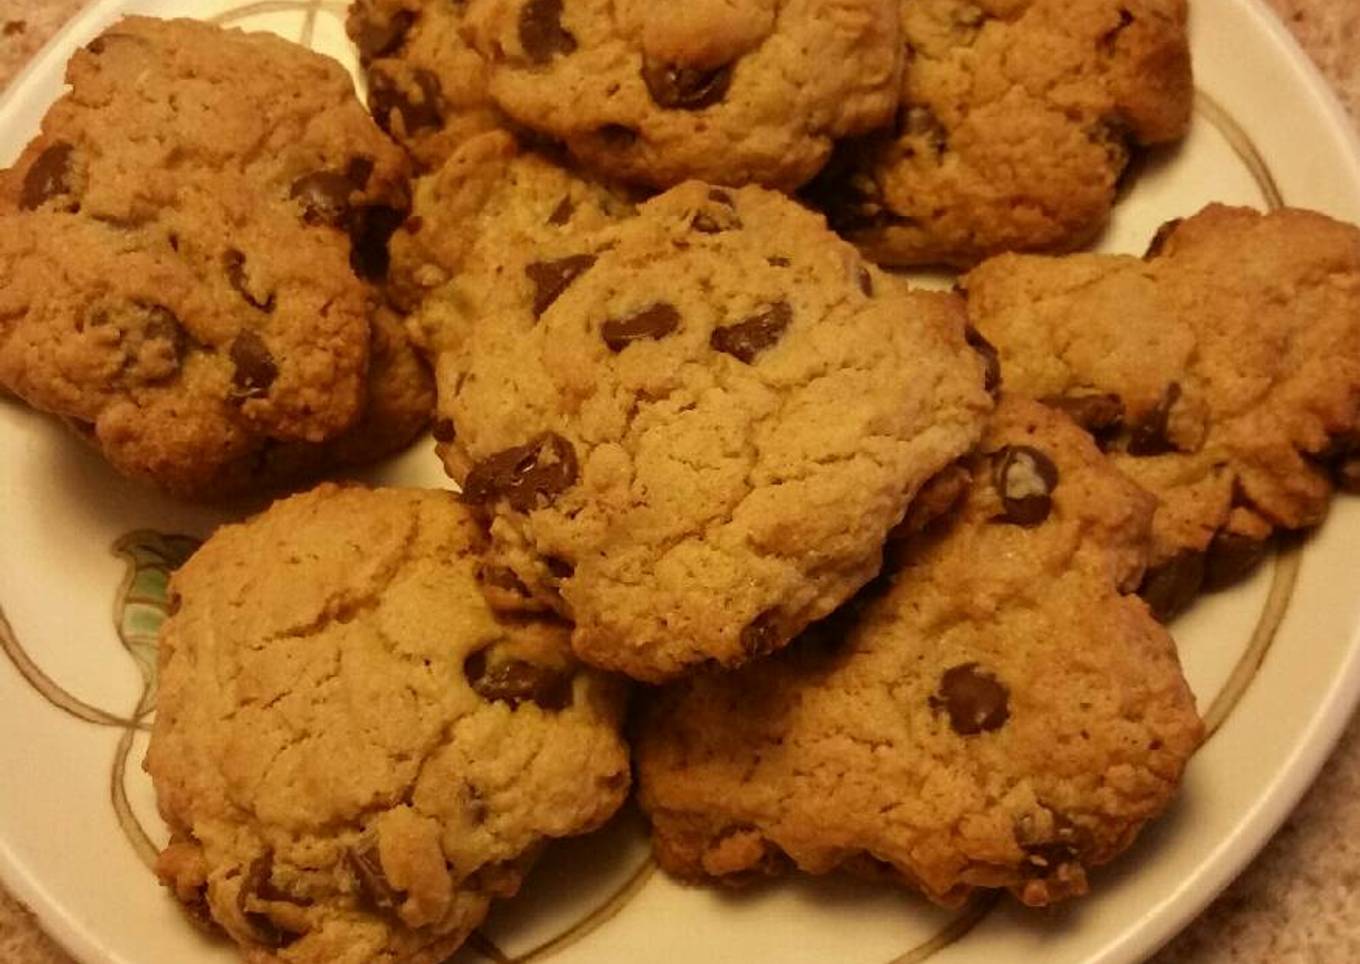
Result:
[461, 0, 903, 190]
[388, 130, 636, 315]
[426, 181, 993, 681]
[637, 397, 1203, 908]
[805, 0, 1192, 266]
[146, 484, 631, 963]
[963, 204, 1360, 618]
[0, 17, 419, 498]
[347, 0, 505, 171]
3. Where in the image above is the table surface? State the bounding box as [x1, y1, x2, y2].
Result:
[1, 1, 1358, 962]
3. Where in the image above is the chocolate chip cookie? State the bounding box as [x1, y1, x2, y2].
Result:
[806, 0, 1192, 266]
[963, 204, 1360, 618]
[147, 484, 630, 962]
[388, 129, 636, 315]
[461, 0, 903, 190]
[347, 0, 505, 171]
[636, 398, 1203, 908]
[0, 17, 423, 498]
[428, 182, 993, 681]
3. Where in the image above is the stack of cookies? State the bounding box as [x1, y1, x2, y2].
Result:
[3, 3, 1360, 962]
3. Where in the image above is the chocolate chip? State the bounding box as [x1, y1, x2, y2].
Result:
[1144, 218, 1183, 260]
[223, 250, 275, 313]
[431, 418, 456, 443]
[1021, 817, 1092, 877]
[464, 650, 573, 709]
[369, 67, 443, 135]
[526, 254, 596, 318]
[1040, 392, 1124, 434]
[345, 156, 375, 189]
[349, 205, 406, 281]
[1126, 382, 1182, 456]
[767, 255, 791, 267]
[711, 301, 792, 364]
[547, 195, 574, 225]
[741, 609, 784, 657]
[348, 840, 404, 913]
[964, 325, 1001, 396]
[1138, 550, 1205, 621]
[354, 8, 415, 62]
[641, 57, 733, 110]
[602, 302, 681, 351]
[229, 331, 278, 398]
[519, 0, 576, 63]
[929, 663, 1009, 735]
[21, 142, 74, 210]
[237, 853, 302, 948]
[290, 171, 353, 228]
[462, 433, 579, 511]
[858, 267, 874, 297]
[992, 445, 1059, 527]
[145, 305, 189, 371]
[1203, 530, 1268, 591]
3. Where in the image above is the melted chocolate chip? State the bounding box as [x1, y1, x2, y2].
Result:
[741, 609, 784, 657]
[290, 171, 354, 227]
[1126, 382, 1182, 456]
[349, 204, 406, 281]
[519, 0, 576, 63]
[229, 330, 278, 398]
[348, 841, 405, 913]
[1138, 549, 1205, 621]
[431, 418, 457, 443]
[346, 156, 375, 189]
[711, 301, 792, 364]
[21, 142, 74, 210]
[526, 254, 596, 318]
[223, 250, 275, 313]
[547, 195, 575, 225]
[930, 663, 1010, 735]
[641, 57, 733, 110]
[354, 8, 415, 62]
[1022, 817, 1092, 878]
[369, 67, 443, 135]
[992, 445, 1059, 527]
[602, 302, 681, 351]
[964, 325, 1002, 396]
[464, 650, 573, 709]
[462, 433, 579, 511]
[1203, 530, 1268, 591]
[1040, 392, 1125, 436]
[1143, 218, 1183, 260]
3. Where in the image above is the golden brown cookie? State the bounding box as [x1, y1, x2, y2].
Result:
[806, 0, 1192, 267]
[147, 484, 630, 963]
[637, 398, 1203, 908]
[963, 204, 1360, 617]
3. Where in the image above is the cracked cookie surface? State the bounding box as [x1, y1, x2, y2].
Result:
[0, 16, 422, 498]
[146, 484, 630, 964]
[389, 130, 637, 315]
[805, 0, 1192, 266]
[425, 181, 993, 681]
[347, 0, 504, 171]
[636, 397, 1203, 908]
[462, 0, 903, 190]
[963, 205, 1360, 618]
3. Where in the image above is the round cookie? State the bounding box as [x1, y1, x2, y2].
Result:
[0, 17, 417, 498]
[461, 0, 903, 190]
[147, 484, 631, 963]
[636, 398, 1203, 908]
[388, 130, 637, 316]
[428, 181, 994, 681]
[962, 204, 1360, 618]
[347, 0, 505, 171]
[805, 0, 1192, 267]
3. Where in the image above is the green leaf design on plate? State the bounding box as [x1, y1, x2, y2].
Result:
[112, 531, 200, 717]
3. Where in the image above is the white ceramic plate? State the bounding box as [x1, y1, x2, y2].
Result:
[2, 2, 1359, 962]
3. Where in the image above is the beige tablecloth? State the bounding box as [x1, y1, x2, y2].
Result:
[1, 1, 1358, 961]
